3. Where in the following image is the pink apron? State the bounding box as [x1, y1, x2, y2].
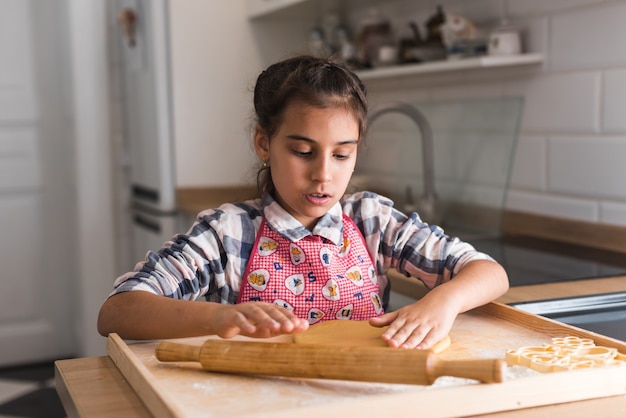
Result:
[237, 214, 384, 324]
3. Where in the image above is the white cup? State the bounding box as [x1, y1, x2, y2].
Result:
[377, 45, 398, 66]
[488, 29, 521, 55]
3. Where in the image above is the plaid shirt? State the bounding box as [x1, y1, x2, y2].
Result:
[112, 191, 492, 308]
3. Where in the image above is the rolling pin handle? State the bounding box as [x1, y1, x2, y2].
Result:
[156, 341, 202, 363]
[427, 356, 506, 384]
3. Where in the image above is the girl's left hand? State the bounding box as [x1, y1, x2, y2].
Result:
[368, 291, 458, 350]
[369, 260, 509, 349]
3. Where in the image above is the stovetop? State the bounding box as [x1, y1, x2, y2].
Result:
[469, 235, 626, 287]
[511, 292, 626, 342]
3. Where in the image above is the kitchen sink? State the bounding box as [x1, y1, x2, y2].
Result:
[511, 292, 626, 342]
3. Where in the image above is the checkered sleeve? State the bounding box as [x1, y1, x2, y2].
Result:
[342, 191, 494, 289]
[110, 200, 263, 303]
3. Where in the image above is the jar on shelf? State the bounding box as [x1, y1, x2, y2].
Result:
[488, 19, 521, 56]
[356, 8, 397, 68]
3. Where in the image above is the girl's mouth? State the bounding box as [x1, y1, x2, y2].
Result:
[306, 193, 331, 204]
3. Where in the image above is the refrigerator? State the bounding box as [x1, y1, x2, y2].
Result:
[115, 0, 179, 264]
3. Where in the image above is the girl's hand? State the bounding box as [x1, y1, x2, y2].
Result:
[369, 260, 509, 349]
[368, 290, 458, 350]
[212, 302, 309, 339]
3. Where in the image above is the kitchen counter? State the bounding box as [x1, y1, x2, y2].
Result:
[56, 275, 626, 417]
[499, 275, 626, 304]
[388, 271, 626, 305]
[176, 186, 258, 217]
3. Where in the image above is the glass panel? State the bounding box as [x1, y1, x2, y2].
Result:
[357, 97, 523, 239]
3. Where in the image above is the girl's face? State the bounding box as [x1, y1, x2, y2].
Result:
[254, 102, 360, 230]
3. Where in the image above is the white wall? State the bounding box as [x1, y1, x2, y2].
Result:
[167, 0, 315, 188]
[346, 0, 626, 227]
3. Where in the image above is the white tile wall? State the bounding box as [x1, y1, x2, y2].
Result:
[356, 0, 626, 226]
[520, 16, 549, 58]
[600, 201, 626, 226]
[551, 2, 626, 71]
[506, 189, 598, 221]
[431, 81, 503, 101]
[506, 0, 602, 17]
[602, 68, 626, 133]
[504, 72, 601, 134]
[549, 135, 626, 201]
[509, 134, 547, 191]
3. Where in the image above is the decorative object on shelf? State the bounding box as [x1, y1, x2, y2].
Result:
[309, 11, 357, 67]
[440, 12, 487, 59]
[488, 2, 522, 56]
[401, 5, 448, 63]
[356, 8, 397, 68]
[397, 5, 451, 65]
[334, 25, 358, 68]
[488, 20, 521, 56]
[398, 22, 423, 64]
[307, 26, 329, 57]
[425, 5, 446, 45]
[421, 5, 448, 61]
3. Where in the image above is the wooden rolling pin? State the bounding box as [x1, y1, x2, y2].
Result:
[156, 339, 505, 385]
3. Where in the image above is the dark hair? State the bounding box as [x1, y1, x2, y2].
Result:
[253, 55, 368, 194]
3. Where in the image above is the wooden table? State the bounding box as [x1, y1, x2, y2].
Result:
[55, 356, 151, 418]
[56, 275, 626, 417]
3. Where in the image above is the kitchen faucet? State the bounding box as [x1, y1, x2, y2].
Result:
[367, 102, 438, 223]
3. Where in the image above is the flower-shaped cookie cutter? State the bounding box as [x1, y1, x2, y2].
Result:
[506, 336, 626, 373]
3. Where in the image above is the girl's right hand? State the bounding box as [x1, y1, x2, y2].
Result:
[212, 302, 309, 339]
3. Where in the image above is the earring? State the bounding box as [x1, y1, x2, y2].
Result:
[263, 161, 269, 168]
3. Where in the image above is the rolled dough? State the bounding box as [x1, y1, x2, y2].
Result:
[292, 320, 451, 353]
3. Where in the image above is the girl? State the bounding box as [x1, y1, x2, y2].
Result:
[98, 55, 508, 350]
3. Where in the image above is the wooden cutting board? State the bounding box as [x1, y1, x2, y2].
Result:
[106, 302, 626, 418]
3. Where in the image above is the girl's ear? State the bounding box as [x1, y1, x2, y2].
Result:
[253, 125, 270, 162]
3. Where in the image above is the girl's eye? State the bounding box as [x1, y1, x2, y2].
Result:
[334, 148, 355, 160]
[293, 149, 312, 157]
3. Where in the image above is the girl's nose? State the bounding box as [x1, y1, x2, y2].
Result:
[311, 156, 332, 183]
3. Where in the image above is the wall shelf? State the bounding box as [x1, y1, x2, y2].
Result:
[246, 0, 310, 19]
[246, 1, 543, 81]
[356, 53, 544, 81]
